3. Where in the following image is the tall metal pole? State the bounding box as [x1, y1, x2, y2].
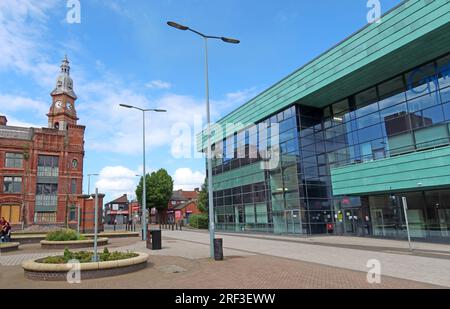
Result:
[77, 205, 81, 237]
[205, 37, 215, 259]
[142, 110, 147, 241]
[401, 197, 413, 252]
[93, 188, 99, 262]
[87, 175, 91, 196]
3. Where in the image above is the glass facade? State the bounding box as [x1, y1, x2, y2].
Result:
[211, 53, 450, 241]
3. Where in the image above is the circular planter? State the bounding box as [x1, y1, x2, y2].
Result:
[22, 252, 149, 281]
[0, 242, 20, 253]
[40, 238, 109, 249]
[12, 234, 46, 244]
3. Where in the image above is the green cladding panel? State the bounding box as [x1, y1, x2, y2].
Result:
[197, 0, 450, 151]
[212, 163, 266, 191]
[331, 145, 450, 196]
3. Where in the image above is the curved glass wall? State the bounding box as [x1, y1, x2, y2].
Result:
[211, 53, 450, 240]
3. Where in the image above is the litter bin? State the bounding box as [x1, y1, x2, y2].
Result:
[214, 238, 223, 261]
[150, 229, 162, 250]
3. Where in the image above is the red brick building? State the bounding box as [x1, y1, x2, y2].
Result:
[165, 189, 201, 224]
[104, 194, 131, 225]
[0, 56, 100, 230]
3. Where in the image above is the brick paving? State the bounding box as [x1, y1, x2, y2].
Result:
[159, 230, 450, 287]
[0, 254, 440, 289]
[0, 234, 447, 289]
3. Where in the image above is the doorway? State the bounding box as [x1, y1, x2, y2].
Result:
[285, 210, 302, 234]
[343, 208, 364, 235]
[0, 205, 21, 224]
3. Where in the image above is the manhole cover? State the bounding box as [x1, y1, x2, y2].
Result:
[157, 265, 187, 274]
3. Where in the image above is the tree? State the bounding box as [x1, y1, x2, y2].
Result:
[197, 178, 208, 215]
[136, 169, 174, 223]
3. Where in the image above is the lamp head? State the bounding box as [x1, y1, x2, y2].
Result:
[167, 21, 189, 31]
[119, 104, 133, 109]
[221, 37, 240, 44]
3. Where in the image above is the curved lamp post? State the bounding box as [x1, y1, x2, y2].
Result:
[167, 21, 239, 259]
[119, 104, 167, 241]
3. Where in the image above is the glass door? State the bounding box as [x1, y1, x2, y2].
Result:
[285, 210, 302, 234]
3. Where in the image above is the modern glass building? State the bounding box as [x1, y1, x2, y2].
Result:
[198, 0, 450, 242]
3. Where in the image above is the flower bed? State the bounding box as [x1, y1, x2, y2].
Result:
[22, 249, 149, 281]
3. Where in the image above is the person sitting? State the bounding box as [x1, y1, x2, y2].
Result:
[1, 217, 11, 242]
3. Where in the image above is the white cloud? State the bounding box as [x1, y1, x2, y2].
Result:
[145, 80, 172, 90]
[173, 168, 205, 191]
[0, 114, 45, 128]
[95, 166, 140, 201]
[225, 87, 258, 105]
[0, 94, 48, 115]
[0, 0, 59, 88]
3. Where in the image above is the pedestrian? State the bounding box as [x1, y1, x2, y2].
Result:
[1, 217, 11, 242]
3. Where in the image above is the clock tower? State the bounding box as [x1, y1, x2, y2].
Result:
[48, 55, 79, 130]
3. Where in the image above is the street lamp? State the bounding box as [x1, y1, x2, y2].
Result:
[167, 21, 240, 259]
[119, 104, 167, 241]
[87, 173, 99, 195]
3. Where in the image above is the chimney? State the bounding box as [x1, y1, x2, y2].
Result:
[0, 116, 7, 126]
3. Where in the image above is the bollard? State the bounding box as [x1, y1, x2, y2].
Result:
[172, 224, 174, 231]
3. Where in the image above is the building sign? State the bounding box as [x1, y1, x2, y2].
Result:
[175, 210, 182, 220]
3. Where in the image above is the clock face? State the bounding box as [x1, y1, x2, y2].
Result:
[55, 101, 63, 109]
[66, 102, 72, 110]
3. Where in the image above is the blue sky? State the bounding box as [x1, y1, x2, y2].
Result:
[0, 0, 401, 202]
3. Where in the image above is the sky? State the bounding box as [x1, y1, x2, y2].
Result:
[0, 0, 401, 203]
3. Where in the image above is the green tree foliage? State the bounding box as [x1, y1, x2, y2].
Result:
[197, 178, 208, 214]
[136, 168, 174, 222]
[189, 214, 209, 229]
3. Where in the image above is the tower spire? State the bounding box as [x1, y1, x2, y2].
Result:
[51, 55, 77, 99]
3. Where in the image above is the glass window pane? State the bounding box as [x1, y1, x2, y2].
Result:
[444, 102, 450, 120]
[332, 99, 349, 115]
[407, 92, 440, 113]
[378, 75, 406, 105]
[357, 124, 383, 143]
[356, 112, 381, 129]
[421, 105, 444, 126]
[355, 87, 378, 107]
[436, 55, 450, 89]
[415, 125, 449, 149]
[388, 132, 415, 155]
[440, 86, 450, 104]
[406, 63, 439, 100]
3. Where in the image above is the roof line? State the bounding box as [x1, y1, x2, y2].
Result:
[214, 0, 409, 124]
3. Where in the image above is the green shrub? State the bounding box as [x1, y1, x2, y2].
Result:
[45, 229, 86, 241]
[39, 248, 138, 264]
[188, 214, 209, 229]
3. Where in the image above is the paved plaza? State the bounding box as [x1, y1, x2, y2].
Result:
[1, 230, 449, 289]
